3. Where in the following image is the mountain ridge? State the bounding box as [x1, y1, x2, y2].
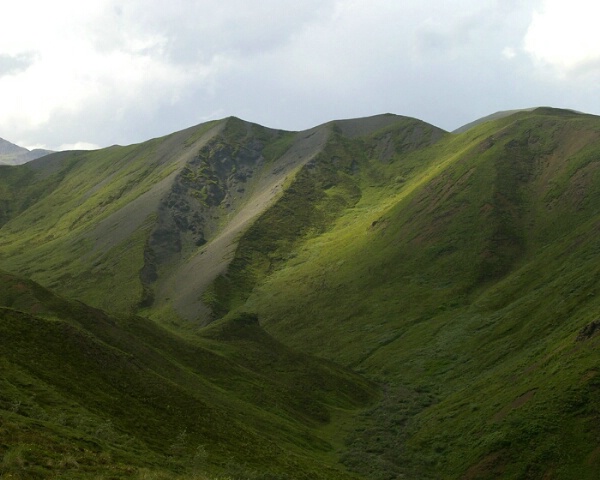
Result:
[0, 112, 445, 323]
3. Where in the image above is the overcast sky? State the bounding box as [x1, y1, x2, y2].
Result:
[1, 0, 600, 151]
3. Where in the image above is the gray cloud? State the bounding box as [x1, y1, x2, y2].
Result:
[109, 0, 337, 64]
[0, 52, 36, 77]
[1, 0, 599, 150]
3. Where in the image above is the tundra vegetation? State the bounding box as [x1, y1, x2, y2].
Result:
[0, 108, 599, 479]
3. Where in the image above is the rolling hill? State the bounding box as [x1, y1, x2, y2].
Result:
[1, 107, 600, 479]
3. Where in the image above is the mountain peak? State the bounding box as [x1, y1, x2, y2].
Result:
[329, 113, 440, 138]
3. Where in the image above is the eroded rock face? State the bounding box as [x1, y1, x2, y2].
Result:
[139, 134, 268, 303]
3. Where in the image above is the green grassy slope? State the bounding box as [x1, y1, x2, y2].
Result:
[0, 271, 376, 479]
[205, 115, 446, 316]
[213, 108, 600, 479]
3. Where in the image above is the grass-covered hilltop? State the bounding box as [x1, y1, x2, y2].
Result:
[1, 107, 599, 479]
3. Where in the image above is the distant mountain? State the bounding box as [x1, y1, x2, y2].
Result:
[1, 107, 599, 479]
[0, 136, 53, 165]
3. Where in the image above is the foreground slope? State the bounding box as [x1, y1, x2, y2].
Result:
[212, 108, 600, 479]
[0, 271, 375, 479]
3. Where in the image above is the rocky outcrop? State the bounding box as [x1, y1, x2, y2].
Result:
[139, 123, 276, 308]
[576, 320, 600, 341]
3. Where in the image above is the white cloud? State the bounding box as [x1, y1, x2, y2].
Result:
[0, 0, 235, 148]
[524, 0, 600, 75]
[502, 47, 517, 60]
[57, 142, 101, 151]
